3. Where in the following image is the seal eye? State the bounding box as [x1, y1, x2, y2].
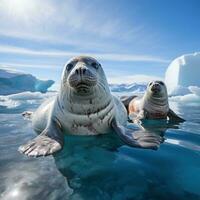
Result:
[91, 62, 99, 69]
[158, 81, 164, 85]
[66, 63, 73, 71]
[149, 82, 153, 86]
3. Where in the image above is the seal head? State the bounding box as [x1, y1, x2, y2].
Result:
[64, 56, 101, 95]
[149, 80, 167, 97]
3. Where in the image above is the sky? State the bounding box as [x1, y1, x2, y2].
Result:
[0, 0, 199, 88]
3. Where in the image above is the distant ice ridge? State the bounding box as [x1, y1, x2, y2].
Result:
[0, 68, 54, 95]
[165, 52, 200, 96]
[109, 83, 147, 93]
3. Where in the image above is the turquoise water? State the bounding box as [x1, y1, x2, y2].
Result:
[0, 92, 200, 200]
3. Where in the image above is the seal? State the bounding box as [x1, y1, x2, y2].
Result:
[121, 80, 185, 122]
[19, 56, 162, 157]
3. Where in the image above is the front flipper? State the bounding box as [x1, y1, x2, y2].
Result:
[111, 119, 163, 150]
[167, 109, 185, 123]
[18, 119, 64, 157]
[22, 111, 33, 120]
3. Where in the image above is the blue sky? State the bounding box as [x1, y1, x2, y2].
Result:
[0, 0, 199, 88]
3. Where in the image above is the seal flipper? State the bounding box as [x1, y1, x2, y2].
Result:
[18, 119, 64, 157]
[120, 95, 137, 111]
[22, 111, 33, 120]
[111, 119, 163, 150]
[167, 109, 185, 122]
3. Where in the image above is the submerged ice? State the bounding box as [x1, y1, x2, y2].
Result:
[0, 68, 54, 95]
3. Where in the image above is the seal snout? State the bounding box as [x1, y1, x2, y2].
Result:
[74, 66, 87, 76]
[150, 82, 162, 94]
[68, 65, 97, 90]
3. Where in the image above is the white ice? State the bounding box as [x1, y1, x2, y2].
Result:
[165, 52, 200, 96]
[0, 91, 56, 109]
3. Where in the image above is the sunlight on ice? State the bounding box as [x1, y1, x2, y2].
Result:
[10, 188, 20, 197]
[1, 186, 23, 200]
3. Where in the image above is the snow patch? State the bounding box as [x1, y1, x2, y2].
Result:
[168, 85, 192, 96]
[188, 86, 200, 96]
[0, 91, 56, 110]
[169, 94, 200, 105]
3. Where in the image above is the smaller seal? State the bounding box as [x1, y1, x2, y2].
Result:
[121, 80, 185, 122]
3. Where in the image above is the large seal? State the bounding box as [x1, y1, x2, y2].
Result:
[19, 56, 161, 157]
[121, 80, 185, 122]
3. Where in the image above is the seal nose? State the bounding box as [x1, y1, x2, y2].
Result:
[68, 64, 97, 89]
[75, 67, 87, 76]
[82, 68, 86, 74]
[151, 83, 161, 92]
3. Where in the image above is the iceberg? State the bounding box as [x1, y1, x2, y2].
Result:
[165, 52, 200, 95]
[0, 68, 54, 95]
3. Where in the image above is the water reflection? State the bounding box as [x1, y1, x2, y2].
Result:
[54, 133, 148, 199]
[53, 120, 182, 199]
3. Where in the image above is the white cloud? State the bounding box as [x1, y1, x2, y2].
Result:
[0, 0, 157, 51]
[0, 45, 169, 63]
[0, 0, 138, 41]
[107, 74, 163, 84]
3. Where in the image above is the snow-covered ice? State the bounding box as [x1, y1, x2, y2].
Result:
[0, 91, 56, 111]
[109, 83, 147, 93]
[0, 68, 54, 95]
[165, 52, 200, 96]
